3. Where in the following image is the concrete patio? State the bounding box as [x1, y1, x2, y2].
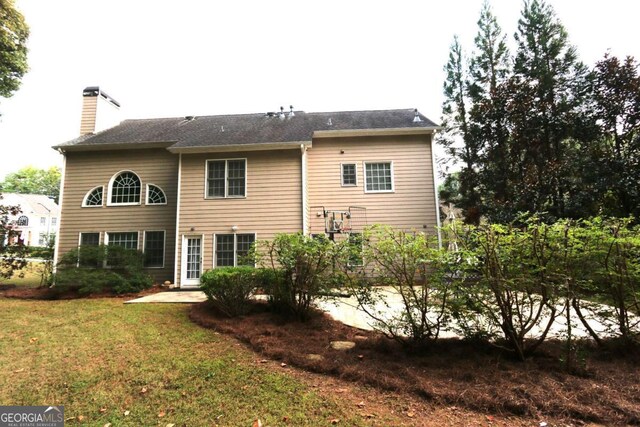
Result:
[126, 289, 623, 340]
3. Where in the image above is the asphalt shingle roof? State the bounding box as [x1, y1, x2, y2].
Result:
[57, 109, 439, 150]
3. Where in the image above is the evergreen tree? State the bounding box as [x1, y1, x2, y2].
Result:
[508, 0, 588, 220]
[467, 1, 512, 221]
[439, 36, 482, 224]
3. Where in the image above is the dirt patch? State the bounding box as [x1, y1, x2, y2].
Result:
[0, 284, 165, 300]
[190, 301, 640, 426]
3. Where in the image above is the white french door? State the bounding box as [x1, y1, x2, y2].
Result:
[181, 235, 202, 287]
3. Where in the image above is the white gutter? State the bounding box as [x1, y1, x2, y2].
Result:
[51, 150, 66, 283]
[301, 144, 309, 234]
[431, 132, 442, 248]
[173, 153, 182, 287]
[313, 127, 440, 139]
[167, 141, 312, 154]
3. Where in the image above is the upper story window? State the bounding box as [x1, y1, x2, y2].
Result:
[82, 186, 104, 207]
[52, 218, 57, 226]
[146, 184, 167, 205]
[17, 216, 28, 226]
[40, 217, 46, 226]
[206, 159, 246, 198]
[341, 163, 357, 186]
[364, 162, 394, 193]
[109, 171, 141, 205]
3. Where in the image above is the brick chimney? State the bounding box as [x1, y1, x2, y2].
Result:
[80, 86, 121, 135]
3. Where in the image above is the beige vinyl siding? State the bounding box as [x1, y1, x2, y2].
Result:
[176, 149, 302, 285]
[58, 148, 178, 283]
[79, 96, 97, 135]
[307, 135, 437, 234]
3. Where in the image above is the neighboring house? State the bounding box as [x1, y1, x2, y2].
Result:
[53, 87, 441, 287]
[1, 193, 59, 247]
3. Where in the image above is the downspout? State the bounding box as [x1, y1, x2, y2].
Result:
[51, 149, 66, 283]
[301, 144, 309, 235]
[173, 153, 182, 287]
[430, 133, 442, 248]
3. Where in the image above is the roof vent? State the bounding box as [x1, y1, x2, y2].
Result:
[413, 109, 422, 123]
[327, 118, 333, 126]
[279, 106, 285, 120]
[266, 112, 276, 117]
[220, 125, 225, 132]
[184, 115, 195, 121]
[288, 105, 295, 118]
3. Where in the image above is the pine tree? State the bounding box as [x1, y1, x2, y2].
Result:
[508, 0, 587, 220]
[439, 36, 482, 224]
[468, 1, 512, 221]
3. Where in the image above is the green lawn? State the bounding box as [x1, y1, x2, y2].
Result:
[0, 298, 381, 426]
[1, 262, 45, 288]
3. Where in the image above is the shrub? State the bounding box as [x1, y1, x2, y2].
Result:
[200, 267, 258, 317]
[338, 225, 455, 347]
[54, 245, 153, 295]
[259, 233, 337, 320]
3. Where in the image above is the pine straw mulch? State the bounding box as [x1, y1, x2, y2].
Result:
[190, 300, 640, 426]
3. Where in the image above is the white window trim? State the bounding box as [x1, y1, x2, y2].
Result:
[107, 170, 142, 206]
[204, 158, 248, 199]
[143, 230, 166, 269]
[104, 231, 140, 249]
[340, 162, 358, 187]
[145, 183, 168, 205]
[363, 161, 395, 193]
[213, 232, 257, 268]
[82, 186, 104, 207]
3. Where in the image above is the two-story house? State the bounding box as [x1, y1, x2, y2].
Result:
[53, 87, 441, 288]
[2, 193, 59, 247]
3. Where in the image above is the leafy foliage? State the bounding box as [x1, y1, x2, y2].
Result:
[0, 194, 27, 279]
[259, 233, 337, 320]
[55, 245, 152, 295]
[200, 266, 258, 317]
[0, 166, 62, 203]
[338, 226, 456, 347]
[0, 0, 29, 100]
[439, 0, 640, 223]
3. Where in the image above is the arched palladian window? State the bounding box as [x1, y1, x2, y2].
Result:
[108, 171, 141, 205]
[82, 186, 104, 207]
[17, 216, 29, 226]
[146, 184, 167, 205]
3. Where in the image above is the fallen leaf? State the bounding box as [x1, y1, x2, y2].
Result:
[166, 424, 176, 427]
[140, 387, 148, 394]
[99, 408, 107, 414]
[181, 392, 187, 397]
[407, 411, 415, 418]
[282, 416, 289, 422]
[252, 419, 262, 427]
[486, 415, 494, 422]
[77, 415, 85, 422]
[123, 410, 130, 416]
[335, 388, 348, 394]
[259, 359, 268, 363]
[280, 362, 287, 368]
[103, 423, 111, 427]
[357, 354, 364, 360]
[13, 368, 24, 373]
[539, 423, 548, 427]
[356, 401, 365, 408]
[157, 411, 166, 418]
[29, 337, 38, 344]
[330, 419, 340, 425]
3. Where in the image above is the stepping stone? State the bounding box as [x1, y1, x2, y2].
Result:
[306, 354, 324, 362]
[330, 341, 356, 351]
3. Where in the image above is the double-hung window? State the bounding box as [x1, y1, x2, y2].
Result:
[78, 232, 101, 267]
[206, 159, 246, 198]
[144, 231, 165, 268]
[341, 163, 357, 186]
[214, 233, 256, 267]
[106, 231, 138, 266]
[364, 162, 394, 193]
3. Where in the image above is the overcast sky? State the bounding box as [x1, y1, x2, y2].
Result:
[0, 0, 638, 179]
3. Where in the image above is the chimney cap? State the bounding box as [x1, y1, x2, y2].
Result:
[82, 86, 121, 108]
